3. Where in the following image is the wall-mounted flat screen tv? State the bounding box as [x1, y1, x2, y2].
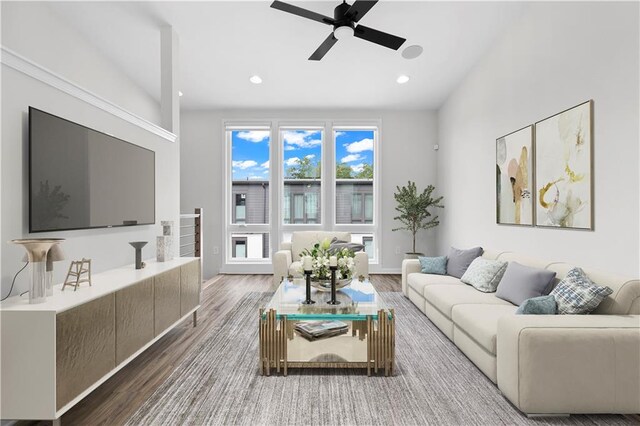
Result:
[29, 107, 155, 232]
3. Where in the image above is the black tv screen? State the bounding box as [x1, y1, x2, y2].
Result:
[29, 107, 155, 232]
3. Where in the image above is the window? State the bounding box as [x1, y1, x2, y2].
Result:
[226, 127, 271, 263]
[334, 128, 377, 259]
[282, 129, 322, 225]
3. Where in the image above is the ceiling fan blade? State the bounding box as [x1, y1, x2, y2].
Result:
[354, 24, 406, 50]
[270, 1, 335, 26]
[309, 33, 338, 61]
[345, 0, 378, 23]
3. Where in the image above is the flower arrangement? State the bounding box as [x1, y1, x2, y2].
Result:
[299, 238, 356, 281]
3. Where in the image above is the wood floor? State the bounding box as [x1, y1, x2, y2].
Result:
[56, 274, 401, 425]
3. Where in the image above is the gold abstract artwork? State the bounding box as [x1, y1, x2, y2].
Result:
[535, 101, 593, 229]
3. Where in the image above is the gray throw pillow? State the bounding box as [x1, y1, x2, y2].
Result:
[329, 237, 364, 254]
[516, 295, 557, 315]
[446, 246, 483, 278]
[495, 262, 557, 306]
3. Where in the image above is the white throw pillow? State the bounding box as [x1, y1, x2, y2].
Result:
[461, 258, 508, 293]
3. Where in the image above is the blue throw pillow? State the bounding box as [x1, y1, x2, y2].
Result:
[516, 295, 557, 315]
[418, 256, 447, 275]
[550, 267, 613, 314]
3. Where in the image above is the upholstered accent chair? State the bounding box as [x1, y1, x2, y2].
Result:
[273, 231, 369, 288]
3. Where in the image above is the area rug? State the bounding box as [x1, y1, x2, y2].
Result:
[126, 292, 636, 425]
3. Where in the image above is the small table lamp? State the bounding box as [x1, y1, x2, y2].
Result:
[22, 243, 66, 297]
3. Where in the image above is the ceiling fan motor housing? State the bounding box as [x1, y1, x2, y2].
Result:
[334, 2, 355, 30]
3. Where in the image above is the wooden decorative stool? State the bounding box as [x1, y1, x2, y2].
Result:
[62, 259, 92, 291]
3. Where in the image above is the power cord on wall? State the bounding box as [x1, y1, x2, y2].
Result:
[1, 261, 29, 301]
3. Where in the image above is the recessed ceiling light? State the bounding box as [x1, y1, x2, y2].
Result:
[178, 91, 183, 97]
[250, 75, 263, 84]
[397, 75, 410, 84]
[402, 45, 423, 60]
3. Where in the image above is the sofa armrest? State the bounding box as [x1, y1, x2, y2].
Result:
[280, 241, 293, 251]
[401, 259, 421, 296]
[497, 315, 640, 414]
[273, 250, 292, 288]
[354, 252, 369, 278]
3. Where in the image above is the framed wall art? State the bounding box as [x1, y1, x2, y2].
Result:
[534, 100, 593, 229]
[496, 125, 533, 226]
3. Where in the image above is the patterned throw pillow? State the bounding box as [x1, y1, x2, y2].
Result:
[550, 267, 613, 314]
[460, 258, 508, 293]
[418, 256, 448, 275]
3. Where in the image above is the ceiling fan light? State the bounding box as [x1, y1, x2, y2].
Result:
[334, 25, 354, 40]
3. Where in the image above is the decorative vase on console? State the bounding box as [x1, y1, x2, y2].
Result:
[11, 238, 64, 304]
[157, 220, 174, 262]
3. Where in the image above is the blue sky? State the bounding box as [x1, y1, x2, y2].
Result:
[231, 129, 374, 180]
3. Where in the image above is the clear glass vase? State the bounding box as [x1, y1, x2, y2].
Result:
[29, 259, 48, 304]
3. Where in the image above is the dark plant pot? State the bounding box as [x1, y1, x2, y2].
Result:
[404, 252, 424, 260]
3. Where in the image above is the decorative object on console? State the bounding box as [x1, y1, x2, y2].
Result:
[327, 256, 340, 305]
[418, 256, 447, 275]
[550, 267, 612, 314]
[535, 100, 593, 229]
[515, 295, 557, 315]
[10, 239, 64, 304]
[62, 259, 92, 291]
[129, 241, 148, 270]
[302, 256, 315, 305]
[460, 257, 508, 293]
[329, 237, 364, 254]
[21, 240, 66, 296]
[156, 220, 174, 262]
[299, 238, 356, 282]
[446, 246, 483, 278]
[392, 181, 444, 259]
[496, 125, 533, 225]
[495, 261, 556, 305]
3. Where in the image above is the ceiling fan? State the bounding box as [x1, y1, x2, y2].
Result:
[270, 0, 406, 61]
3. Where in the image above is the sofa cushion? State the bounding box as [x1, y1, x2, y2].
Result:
[550, 267, 613, 314]
[418, 256, 447, 275]
[291, 231, 351, 261]
[446, 246, 484, 278]
[407, 273, 464, 297]
[424, 285, 513, 319]
[460, 258, 508, 293]
[452, 304, 517, 355]
[495, 262, 556, 306]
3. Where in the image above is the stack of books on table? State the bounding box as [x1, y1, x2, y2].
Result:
[295, 321, 349, 341]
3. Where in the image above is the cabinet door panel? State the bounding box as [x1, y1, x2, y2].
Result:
[154, 267, 180, 336]
[116, 278, 154, 364]
[181, 259, 201, 316]
[56, 294, 115, 410]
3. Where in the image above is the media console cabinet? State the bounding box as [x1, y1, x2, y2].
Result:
[0, 257, 201, 422]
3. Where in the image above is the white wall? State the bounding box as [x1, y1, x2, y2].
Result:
[1, 5, 180, 297]
[181, 109, 438, 278]
[1, 2, 160, 125]
[437, 2, 639, 276]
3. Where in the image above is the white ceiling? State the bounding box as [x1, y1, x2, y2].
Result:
[47, 1, 526, 110]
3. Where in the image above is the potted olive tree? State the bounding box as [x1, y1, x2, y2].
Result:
[392, 181, 444, 259]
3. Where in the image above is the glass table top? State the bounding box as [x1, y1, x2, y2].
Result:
[264, 278, 389, 320]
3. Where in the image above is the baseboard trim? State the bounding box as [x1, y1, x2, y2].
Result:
[1, 46, 177, 143]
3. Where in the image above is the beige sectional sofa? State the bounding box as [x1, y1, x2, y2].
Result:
[402, 249, 640, 416]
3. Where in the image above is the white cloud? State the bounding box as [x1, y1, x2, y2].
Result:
[236, 130, 269, 143]
[305, 154, 315, 159]
[345, 138, 373, 153]
[340, 154, 363, 163]
[232, 160, 257, 170]
[283, 130, 322, 150]
[335, 131, 346, 137]
[248, 175, 264, 180]
[351, 163, 365, 173]
[284, 157, 300, 166]
[260, 160, 269, 169]
[263, 170, 269, 174]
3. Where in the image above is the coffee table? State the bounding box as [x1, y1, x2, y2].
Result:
[259, 278, 395, 376]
